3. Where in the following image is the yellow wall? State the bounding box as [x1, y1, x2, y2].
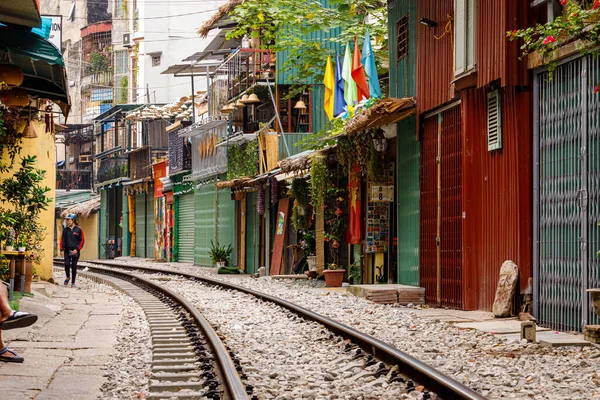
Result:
[20, 121, 56, 280]
[55, 214, 98, 261]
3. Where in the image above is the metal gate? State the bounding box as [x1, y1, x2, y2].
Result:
[534, 54, 600, 331]
[420, 106, 463, 308]
[178, 194, 195, 263]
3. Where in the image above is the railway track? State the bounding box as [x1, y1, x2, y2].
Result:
[55, 258, 487, 400]
[54, 260, 250, 400]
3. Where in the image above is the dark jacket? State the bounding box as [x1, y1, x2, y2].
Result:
[60, 225, 85, 252]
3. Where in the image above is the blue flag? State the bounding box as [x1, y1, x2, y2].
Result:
[361, 27, 382, 98]
[333, 52, 346, 117]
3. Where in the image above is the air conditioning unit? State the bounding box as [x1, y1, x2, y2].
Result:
[123, 33, 132, 48]
[79, 155, 92, 163]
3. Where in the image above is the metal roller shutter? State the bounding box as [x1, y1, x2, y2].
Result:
[178, 194, 195, 262]
[217, 188, 235, 252]
[194, 185, 215, 266]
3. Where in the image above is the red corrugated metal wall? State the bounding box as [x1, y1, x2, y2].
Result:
[420, 106, 463, 308]
[440, 107, 463, 308]
[416, 0, 455, 114]
[420, 116, 438, 304]
[461, 87, 532, 311]
[476, 0, 530, 88]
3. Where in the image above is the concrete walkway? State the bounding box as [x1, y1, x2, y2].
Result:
[0, 280, 122, 399]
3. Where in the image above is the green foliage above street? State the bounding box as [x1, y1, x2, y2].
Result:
[509, 0, 600, 83]
[227, 0, 388, 87]
[227, 140, 259, 180]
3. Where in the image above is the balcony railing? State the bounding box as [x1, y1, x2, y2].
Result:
[82, 71, 114, 91]
[96, 157, 128, 184]
[56, 170, 92, 190]
[213, 49, 274, 102]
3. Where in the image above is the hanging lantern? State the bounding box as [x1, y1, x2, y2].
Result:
[246, 93, 260, 103]
[235, 99, 246, 108]
[22, 121, 37, 139]
[240, 94, 250, 103]
[0, 88, 29, 107]
[294, 100, 307, 109]
[0, 64, 24, 87]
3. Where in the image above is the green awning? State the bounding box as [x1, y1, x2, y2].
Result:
[0, 25, 70, 117]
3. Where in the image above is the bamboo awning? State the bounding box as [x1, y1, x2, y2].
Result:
[215, 177, 254, 189]
[344, 97, 416, 136]
[197, 0, 244, 37]
[59, 196, 101, 219]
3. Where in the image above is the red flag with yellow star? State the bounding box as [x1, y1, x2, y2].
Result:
[345, 163, 361, 244]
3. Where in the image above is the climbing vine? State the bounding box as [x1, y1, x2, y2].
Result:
[227, 141, 259, 180]
[309, 154, 329, 209]
[509, 0, 600, 86]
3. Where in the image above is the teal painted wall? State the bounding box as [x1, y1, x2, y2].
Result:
[245, 192, 259, 274]
[388, 0, 417, 99]
[312, 84, 329, 133]
[122, 190, 130, 256]
[396, 116, 420, 286]
[99, 190, 107, 258]
[276, 0, 342, 85]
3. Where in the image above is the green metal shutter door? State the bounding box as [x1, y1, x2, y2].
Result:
[245, 192, 258, 274]
[178, 194, 195, 262]
[195, 185, 215, 266]
[147, 193, 155, 259]
[396, 116, 420, 286]
[135, 194, 146, 258]
[217, 189, 235, 252]
[100, 190, 107, 257]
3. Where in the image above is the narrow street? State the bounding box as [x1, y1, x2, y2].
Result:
[1, 0, 600, 399]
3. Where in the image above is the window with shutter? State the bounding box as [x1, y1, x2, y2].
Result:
[454, 0, 476, 77]
[487, 89, 502, 151]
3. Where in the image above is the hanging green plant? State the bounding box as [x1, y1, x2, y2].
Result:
[310, 154, 329, 209]
[227, 140, 259, 180]
[290, 178, 311, 206]
[367, 138, 384, 181]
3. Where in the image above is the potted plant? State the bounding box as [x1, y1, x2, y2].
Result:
[301, 231, 316, 272]
[348, 263, 360, 285]
[4, 228, 15, 251]
[323, 263, 345, 287]
[16, 232, 27, 252]
[209, 240, 233, 268]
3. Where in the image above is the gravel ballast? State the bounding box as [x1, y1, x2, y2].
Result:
[82, 259, 600, 399]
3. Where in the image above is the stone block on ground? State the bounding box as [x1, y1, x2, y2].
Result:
[346, 284, 424, 305]
[584, 325, 600, 344]
[492, 260, 519, 318]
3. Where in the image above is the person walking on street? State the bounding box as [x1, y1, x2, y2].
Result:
[60, 213, 85, 288]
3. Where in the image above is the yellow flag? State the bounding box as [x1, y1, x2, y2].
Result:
[323, 55, 335, 121]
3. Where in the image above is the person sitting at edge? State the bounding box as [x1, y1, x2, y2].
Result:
[0, 283, 38, 363]
[60, 213, 84, 288]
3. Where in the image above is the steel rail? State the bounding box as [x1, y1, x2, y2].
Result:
[84, 260, 486, 400]
[59, 261, 249, 400]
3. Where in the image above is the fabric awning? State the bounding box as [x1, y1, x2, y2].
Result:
[0, 24, 70, 117]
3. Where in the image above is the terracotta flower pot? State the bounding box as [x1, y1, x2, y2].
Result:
[323, 269, 345, 287]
